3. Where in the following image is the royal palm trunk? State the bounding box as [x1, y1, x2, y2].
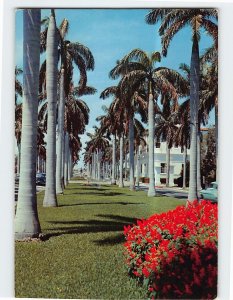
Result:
[67, 148, 71, 181]
[136, 146, 140, 188]
[87, 161, 90, 178]
[148, 92, 156, 196]
[97, 149, 101, 181]
[124, 149, 128, 180]
[43, 10, 58, 207]
[111, 135, 116, 185]
[15, 9, 41, 239]
[166, 144, 170, 187]
[188, 35, 200, 201]
[183, 146, 187, 189]
[129, 116, 135, 191]
[56, 68, 65, 194]
[63, 132, 69, 186]
[119, 135, 124, 187]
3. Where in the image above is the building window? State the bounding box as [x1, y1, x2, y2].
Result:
[161, 163, 166, 173]
[156, 142, 161, 148]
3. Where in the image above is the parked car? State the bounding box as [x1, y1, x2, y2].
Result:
[36, 173, 46, 186]
[200, 182, 218, 203]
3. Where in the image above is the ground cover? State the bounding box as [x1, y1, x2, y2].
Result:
[15, 182, 184, 299]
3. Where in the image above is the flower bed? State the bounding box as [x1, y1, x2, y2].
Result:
[124, 200, 218, 299]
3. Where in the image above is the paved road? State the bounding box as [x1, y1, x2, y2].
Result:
[70, 179, 189, 201]
[135, 185, 188, 200]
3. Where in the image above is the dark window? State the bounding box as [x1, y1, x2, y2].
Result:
[161, 163, 166, 173]
[156, 142, 161, 148]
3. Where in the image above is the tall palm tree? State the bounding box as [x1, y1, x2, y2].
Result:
[110, 49, 186, 196]
[56, 68, 65, 193]
[15, 9, 41, 239]
[146, 8, 218, 201]
[40, 17, 95, 194]
[43, 10, 58, 207]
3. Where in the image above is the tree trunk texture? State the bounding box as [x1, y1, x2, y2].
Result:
[166, 144, 170, 187]
[119, 135, 124, 187]
[111, 135, 116, 185]
[43, 11, 58, 207]
[188, 35, 200, 201]
[63, 132, 69, 187]
[129, 116, 135, 191]
[15, 9, 41, 239]
[136, 146, 141, 188]
[148, 92, 156, 196]
[183, 146, 187, 189]
[56, 68, 65, 194]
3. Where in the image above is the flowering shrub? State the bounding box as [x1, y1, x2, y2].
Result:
[124, 200, 218, 299]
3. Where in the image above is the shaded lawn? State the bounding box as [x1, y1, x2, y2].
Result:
[15, 182, 185, 299]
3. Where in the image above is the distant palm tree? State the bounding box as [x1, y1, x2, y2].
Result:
[175, 100, 190, 189]
[155, 103, 177, 187]
[146, 8, 218, 201]
[100, 84, 147, 190]
[15, 9, 41, 239]
[63, 91, 90, 184]
[110, 49, 186, 196]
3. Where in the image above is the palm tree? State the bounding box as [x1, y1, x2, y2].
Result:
[110, 49, 186, 196]
[100, 84, 147, 190]
[146, 8, 218, 201]
[56, 68, 65, 193]
[99, 90, 123, 185]
[200, 49, 218, 179]
[40, 17, 95, 194]
[175, 100, 190, 189]
[15, 9, 41, 239]
[155, 102, 177, 187]
[43, 10, 58, 207]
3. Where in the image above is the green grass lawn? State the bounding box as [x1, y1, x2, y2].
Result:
[15, 182, 185, 299]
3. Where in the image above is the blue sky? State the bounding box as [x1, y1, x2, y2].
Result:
[15, 9, 215, 165]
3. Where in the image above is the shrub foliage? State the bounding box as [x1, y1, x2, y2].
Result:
[124, 200, 218, 299]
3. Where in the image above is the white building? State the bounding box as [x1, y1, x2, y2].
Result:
[138, 141, 190, 186]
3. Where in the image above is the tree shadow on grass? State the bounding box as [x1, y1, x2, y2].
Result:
[64, 191, 131, 197]
[43, 214, 138, 245]
[59, 201, 144, 207]
[93, 233, 125, 245]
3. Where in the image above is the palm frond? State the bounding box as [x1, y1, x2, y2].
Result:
[121, 49, 150, 67]
[145, 9, 171, 25]
[201, 19, 218, 46]
[100, 86, 118, 99]
[68, 42, 95, 70]
[151, 51, 161, 65]
[59, 18, 69, 40]
[161, 18, 189, 56]
[109, 61, 146, 79]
